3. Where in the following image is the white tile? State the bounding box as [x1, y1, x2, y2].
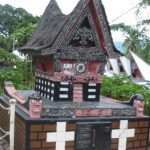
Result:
[88, 95, 96, 99]
[88, 89, 96, 92]
[57, 122, 66, 132]
[127, 129, 135, 137]
[47, 133, 57, 142]
[111, 130, 120, 138]
[118, 147, 126, 150]
[57, 132, 66, 141]
[61, 82, 69, 85]
[51, 90, 54, 94]
[60, 88, 69, 91]
[66, 132, 75, 141]
[119, 138, 127, 147]
[112, 120, 135, 150]
[59, 95, 68, 98]
[51, 84, 54, 87]
[89, 83, 96, 86]
[120, 120, 128, 129]
[119, 129, 128, 138]
[56, 141, 65, 150]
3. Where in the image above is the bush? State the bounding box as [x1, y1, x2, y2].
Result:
[0, 49, 34, 94]
[101, 75, 150, 115]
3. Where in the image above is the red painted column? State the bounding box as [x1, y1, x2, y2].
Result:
[73, 84, 83, 102]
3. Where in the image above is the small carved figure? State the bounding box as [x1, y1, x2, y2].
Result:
[28, 92, 42, 119]
[129, 94, 145, 117]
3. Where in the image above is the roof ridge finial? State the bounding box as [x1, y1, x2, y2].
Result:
[46, 0, 63, 16]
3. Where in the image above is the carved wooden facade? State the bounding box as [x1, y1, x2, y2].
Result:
[20, 0, 120, 101]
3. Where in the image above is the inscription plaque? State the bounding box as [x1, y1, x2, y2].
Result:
[75, 122, 111, 150]
[76, 125, 93, 149]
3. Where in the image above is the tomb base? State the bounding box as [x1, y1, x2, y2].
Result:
[0, 93, 149, 150]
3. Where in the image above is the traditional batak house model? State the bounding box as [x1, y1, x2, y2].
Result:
[20, 0, 120, 102]
[0, 0, 149, 150]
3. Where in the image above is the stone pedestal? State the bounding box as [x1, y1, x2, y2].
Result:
[0, 91, 149, 150]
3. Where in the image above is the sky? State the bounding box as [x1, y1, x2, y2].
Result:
[0, 0, 149, 41]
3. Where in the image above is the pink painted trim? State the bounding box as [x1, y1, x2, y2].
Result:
[53, 72, 103, 83]
[73, 84, 83, 103]
[74, 109, 113, 117]
[4, 81, 26, 104]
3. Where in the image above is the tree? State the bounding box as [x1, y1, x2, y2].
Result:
[110, 0, 150, 62]
[0, 23, 37, 51]
[0, 4, 39, 36]
[136, 0, 150, 26]
[111, 24, 145, 52]
[0, 4, 39, 51]
[111, 23, 150, 63]
[13, 23, 37, 48]
[0, 49, 34, 94]
[139, 0, 150, 7]
[138, 39, 150, 64]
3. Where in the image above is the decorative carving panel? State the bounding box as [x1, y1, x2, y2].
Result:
[54, 59, 61, 72]
[64, 8, 101, 50]
[75, 61, 87, 75]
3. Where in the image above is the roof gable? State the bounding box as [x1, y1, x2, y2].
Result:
[43, 0, 120, 58]
[52, 7, 107, 61]
[62, 7, 101, 50]
[68, 15, 97, 48]
[20, 0, 121, 58]
[21, 0, 67, 51]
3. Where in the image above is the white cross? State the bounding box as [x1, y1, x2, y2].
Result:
[111, 120, 135, 150]
[47, 122, 75, 150]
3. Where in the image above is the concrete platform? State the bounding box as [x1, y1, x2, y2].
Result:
[16, 90, 136, 118]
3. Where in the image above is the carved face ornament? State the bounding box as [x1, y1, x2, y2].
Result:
[133, 100, 145, 117]
[30, 99, 42, 113]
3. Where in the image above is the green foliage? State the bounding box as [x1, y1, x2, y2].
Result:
[110, 23, 150, 63]
[0, 4, 39, 51]
[0, 23, 37, 51]
[13, 23, 37, 47]
[139, 41, 150, 64]
[0, 49, 34, 94]
[101, 75, 150, 115]
[139, 0, 150, 7]
[0, 4, 39, 36]
[111, 23, 147, 52]
[0, 48, 17, 66]
[0, 35, 13, 52]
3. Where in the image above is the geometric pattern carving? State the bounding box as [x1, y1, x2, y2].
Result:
[83, 83, 100, 101]
[54, 82, 73, 101]
[35, 77, 51, 99]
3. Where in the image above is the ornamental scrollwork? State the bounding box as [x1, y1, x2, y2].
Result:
[72, 27, 94, 45]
